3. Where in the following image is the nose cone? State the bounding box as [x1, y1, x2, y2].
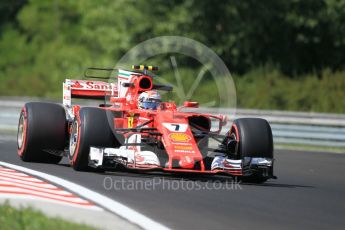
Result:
[179, 156, 195, 169]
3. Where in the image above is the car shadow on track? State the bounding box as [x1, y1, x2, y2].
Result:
[58, 163, 313, 189]
[240, 182, 313, 188]
[105, 170, 314, 189]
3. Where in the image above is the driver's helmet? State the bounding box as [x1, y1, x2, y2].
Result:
[138, 90, 161, 110]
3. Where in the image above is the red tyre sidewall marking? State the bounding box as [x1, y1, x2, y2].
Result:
[231, 123, 240, 142]
[231, 123, 241, 164]
[71, 112, 82, 166]
[18, 107, 27, 157]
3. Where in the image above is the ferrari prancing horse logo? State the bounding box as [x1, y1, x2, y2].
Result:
[127, 115, 134, 128]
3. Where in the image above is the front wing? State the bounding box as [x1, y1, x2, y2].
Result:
[88, 146, 275, 178]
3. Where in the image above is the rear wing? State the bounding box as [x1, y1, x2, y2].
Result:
[63, 79, 117, 107]
[63, 66, 173, 109]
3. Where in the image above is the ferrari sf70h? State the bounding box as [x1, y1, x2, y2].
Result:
[17, 65, 276, 183]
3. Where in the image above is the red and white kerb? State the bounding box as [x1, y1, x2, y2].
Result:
[0, 165, 98, 209]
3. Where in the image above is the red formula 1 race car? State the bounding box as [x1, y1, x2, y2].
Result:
[17, 65, 276, 183]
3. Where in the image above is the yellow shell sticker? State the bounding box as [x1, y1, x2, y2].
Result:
[169, 133, 191, 142]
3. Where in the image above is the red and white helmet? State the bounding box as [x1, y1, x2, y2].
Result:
[138, 90, 161, 110]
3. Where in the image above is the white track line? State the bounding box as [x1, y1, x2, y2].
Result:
[0, 161, 170, 230]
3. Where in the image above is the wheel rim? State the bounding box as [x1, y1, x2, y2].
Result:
[230, 132, 237, 141]
[229, 131, 239, 158]
[69, 121, 78, 158]
[17, 113, 25, 150]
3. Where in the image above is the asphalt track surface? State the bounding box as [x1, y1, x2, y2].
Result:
[1, 139, 345, 230]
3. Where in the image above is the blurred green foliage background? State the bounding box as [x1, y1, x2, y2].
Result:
[0, 0, 345, 112]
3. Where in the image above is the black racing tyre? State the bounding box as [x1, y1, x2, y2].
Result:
[69, 107, 120, 171]
[230, 118, 273, 159]
[229, 118, 273, 183]
[17, 102, 66, 163]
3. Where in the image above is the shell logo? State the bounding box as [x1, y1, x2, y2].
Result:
[169, 133, 191, 142]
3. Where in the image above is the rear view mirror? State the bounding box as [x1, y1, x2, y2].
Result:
[110, 97, 126, 103]
[183, 101, 199, 108]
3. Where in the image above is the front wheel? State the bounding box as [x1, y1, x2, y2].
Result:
[69, 107, 120, 171]
[227, 118, 274, 183]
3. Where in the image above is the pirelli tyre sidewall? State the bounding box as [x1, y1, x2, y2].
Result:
[69, 107, 119, 171]
[231, 118, 273, 159]
[230, 118, 273, 183]
[17, 102, 66, 163]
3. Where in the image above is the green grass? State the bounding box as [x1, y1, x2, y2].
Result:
[234, 67, 345, 113]
[275, 143, 345, 154]
[2, 65, 345, 113]
[0, 202, 98, 230]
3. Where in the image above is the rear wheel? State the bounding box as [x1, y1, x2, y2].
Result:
[228, 118, 273, 183]
[69, 107, 120, 171]
[17, 102, 66, 163]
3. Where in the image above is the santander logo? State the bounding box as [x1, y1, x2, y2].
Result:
[71, 81, 83, 88]
[71, 80, 112, 91]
